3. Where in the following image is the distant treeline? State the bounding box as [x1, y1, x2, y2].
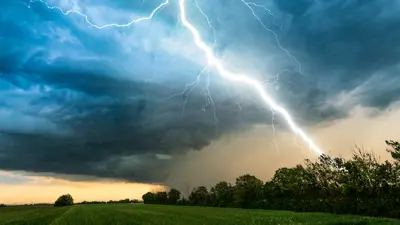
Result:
[0, 203, 51, 207]
[77, 199, 142, 205]
[142, 140, 400, 219]
[0, 199, 142, 208]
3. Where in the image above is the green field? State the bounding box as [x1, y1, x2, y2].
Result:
[0, 204, 398, 225]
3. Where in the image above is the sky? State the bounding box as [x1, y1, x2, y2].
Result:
[1, 0, 400, 204]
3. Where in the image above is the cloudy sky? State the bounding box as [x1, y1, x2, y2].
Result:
[1, 0, 400, 203]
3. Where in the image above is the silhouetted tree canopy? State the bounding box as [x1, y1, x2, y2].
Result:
[386, 140, 400, 162]
[209, 181, 234, 207]
[143, 141, 400, 219]
[167, 188, 181, 205]
[142, 192, 155, 204]
[189, 186, 209, 206]
[54, 194, 74, 207]
[234, 174, 264, 208]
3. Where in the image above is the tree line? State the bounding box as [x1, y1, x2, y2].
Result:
[53, 194, 142, 206]
[142, 140, 400, 218]
[77, 199, 141, 205]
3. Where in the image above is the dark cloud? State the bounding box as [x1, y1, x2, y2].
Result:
[0, 58, 270, 182]
[0, 0, 399, 183]
[279, 0, 400, 91]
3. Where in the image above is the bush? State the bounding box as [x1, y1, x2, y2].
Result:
[54, 194, 74, 207]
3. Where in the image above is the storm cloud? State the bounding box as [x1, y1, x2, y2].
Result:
[0, 0, 399, 183]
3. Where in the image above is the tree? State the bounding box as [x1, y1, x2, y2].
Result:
[142, 192, 155, 204]
[54, 194, 74, 207]
[189, 186, 209, 206]
[210, 181, 234, 207]
[234, 174, 264, 208]
[177, 197, 188, 205]
[130, 199, 140, 203]
[155, 191, 168, 204]
[386, 140, 400, 162]
[167, 188, 181, 205]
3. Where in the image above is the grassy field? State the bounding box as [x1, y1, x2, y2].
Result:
[0, 204, 398, 225]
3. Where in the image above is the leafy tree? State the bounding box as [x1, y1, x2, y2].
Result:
[142, 192, 155, 204]
[167, 188, 181, 205]
[386, 140, 400, 162]
[54, 194, 74, 207]
[234, 174, 263, 208]
[155, 191, 168, 204]
[210, 181, 234, 207]
[189, 186, 209, 206]
[177, 197, 188, 205]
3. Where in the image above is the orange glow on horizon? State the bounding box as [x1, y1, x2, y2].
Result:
[0, 171, 166, 205]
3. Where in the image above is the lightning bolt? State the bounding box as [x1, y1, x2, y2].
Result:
[178, 0, 324, 156]
[23, 0, 169, 29]
[23, 0, 324, 157]
[194, 0, 216, 47]
[166, 65, 209, 117]
[169, 0, 217, 124]
[242, 1, 284, 30]
[240, 0, 302, 74]
[202, 69, 218, 124]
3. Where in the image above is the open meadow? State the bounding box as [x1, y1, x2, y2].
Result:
[0, 204, 398, 225]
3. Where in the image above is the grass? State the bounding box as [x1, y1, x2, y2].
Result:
[0, 204, 398, 225]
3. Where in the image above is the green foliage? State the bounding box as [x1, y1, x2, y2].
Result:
[234, 174, 264, 208]
[142, 190, 180, 205]
[167, 188, 181, 205]
[386, 140, 400, 162]
[142, 192, 156, 204]
[106, 199, 136, 204]
[209, 181, 234, 207]
[155, 192, 168, 205]
[188, 186, 209, 206]
[143, 140, 400, 219]
[78, 201, 107, 205]
[54, 194, 74, 207]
